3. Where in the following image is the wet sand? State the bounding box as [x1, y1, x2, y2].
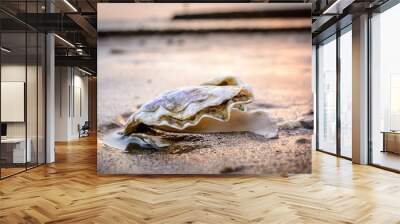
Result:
[98, 32, 312, 174]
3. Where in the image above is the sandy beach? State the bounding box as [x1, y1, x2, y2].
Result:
[98, 32, 312, 174]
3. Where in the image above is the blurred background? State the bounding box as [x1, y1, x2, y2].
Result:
[97, 3, 312, 125]
[98, 3, 310, 33]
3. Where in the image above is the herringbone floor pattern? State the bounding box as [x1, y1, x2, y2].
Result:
[1, 135, 400, 224]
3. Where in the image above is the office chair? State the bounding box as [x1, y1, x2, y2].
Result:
[79, 121, 90, 138]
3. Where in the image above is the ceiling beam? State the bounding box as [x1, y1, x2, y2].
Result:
[67, 13, 97, 47]
[322, 0, 355, 15]
[55, 55, 96, 73]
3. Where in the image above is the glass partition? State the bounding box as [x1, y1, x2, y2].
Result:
[370, 3, 400, 171]
[339, 27, 352, 158]
[26, 0, 41, 169]
[37, 32, 45, 165]
[0, 2, 46, 179]
[1, 31, 28, 177]
[27, 30, 38, 169]
[317, 36, 337, 154]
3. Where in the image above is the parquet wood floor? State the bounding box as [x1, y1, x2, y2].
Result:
[0, 135, 399, 223]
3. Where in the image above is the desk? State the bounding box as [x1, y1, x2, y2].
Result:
[382, 131, 400, 155]
[1, 138, 31, 163]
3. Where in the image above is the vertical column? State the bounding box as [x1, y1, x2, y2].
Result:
[352, 14, 369, 164]
[46, 1, 55, 163]
[312, 45, 317, 150]
[336, 29, 341, 157]
[46, 33, 55, 163]
[88, 76, 97, 133]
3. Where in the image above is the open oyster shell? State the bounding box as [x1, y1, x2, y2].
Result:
[102, 76, 279, 153]
[124, 76, 254, 134]
[123, 76, 277, 140]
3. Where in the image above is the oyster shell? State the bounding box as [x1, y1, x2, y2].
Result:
[167, 109, 278, 139]
[124, 76, 254, 135]
[103, 76, 279, 153]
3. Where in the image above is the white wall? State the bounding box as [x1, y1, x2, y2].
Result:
[1, 65, 38, 138]
[55, 67, 70, 141]
[1, 65, 26, 140]
[1, 64, 46, 164]
[54, 67, 89, 141]
[76, 70, 89, 134]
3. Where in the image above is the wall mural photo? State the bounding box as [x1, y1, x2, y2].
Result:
[97, 3, 312, 175]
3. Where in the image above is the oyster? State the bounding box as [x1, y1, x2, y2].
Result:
[124, 76, 255, 135]
[112, 76, 278, 152]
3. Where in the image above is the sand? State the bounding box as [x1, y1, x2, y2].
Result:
[98, 129, 311, 174]
[97, 32, 312, 174]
